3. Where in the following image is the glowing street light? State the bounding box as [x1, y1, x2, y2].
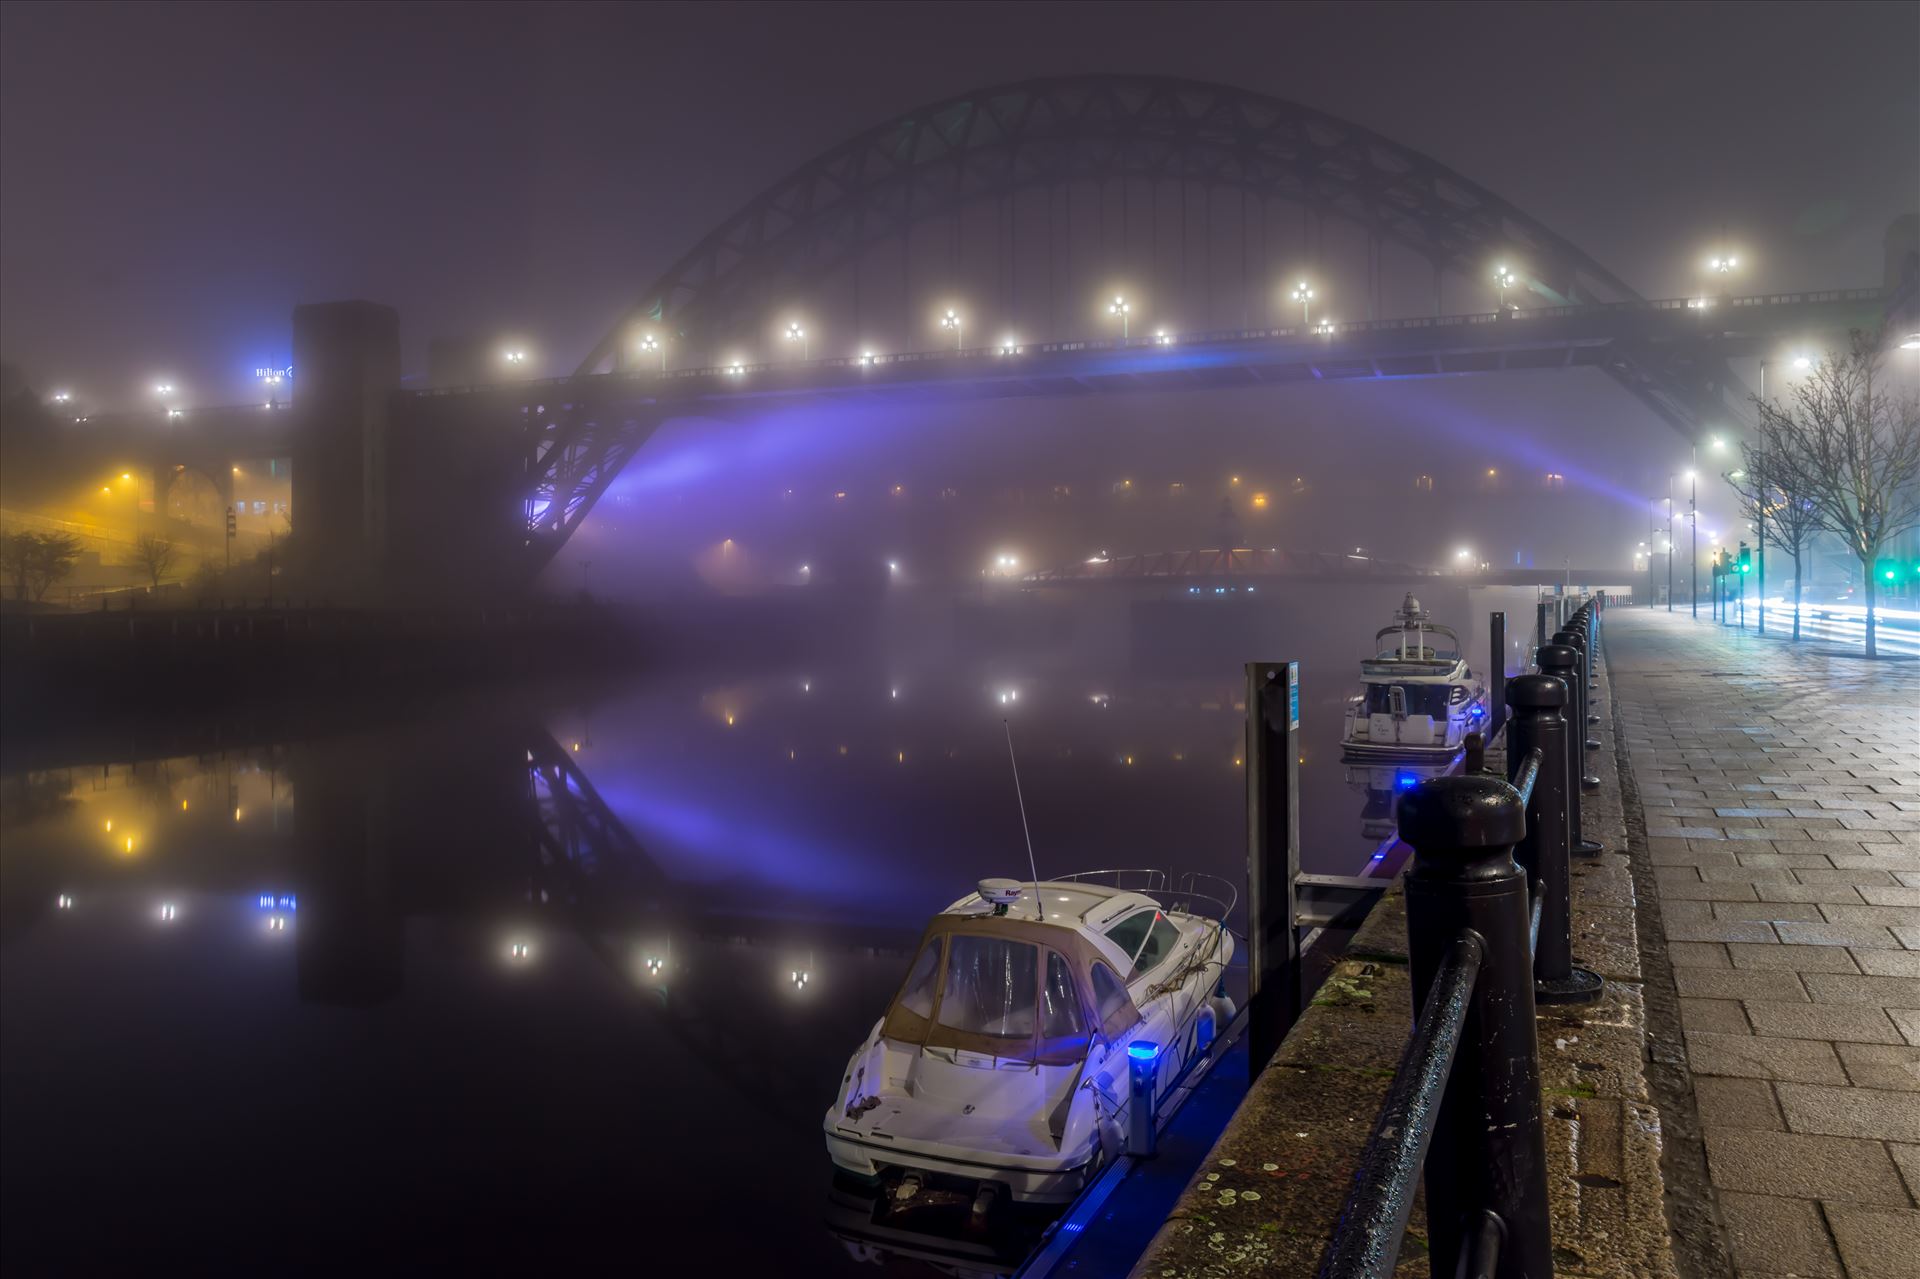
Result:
[1314, 318, 1336, 336]
[1791, 354, 1812, 371]
[1493, 266, 1517, 310]
[1707, 254, 1739, 276]
[152, 382, 175, 397]
[1901, 333, 1920, 351]
[1153, 329, 1173, 345]
[502, 349, 527, 366]
[1108, 296, 1131, 341]
[639, 333, 665, 371]
[1290, 282, 1315, 326]
[941, 309, 963, 351]
[999, 336, 1020, 355]
[165, 407, 184, 420]
[50, 390, 72, 404]
[785, 322, 809, 361]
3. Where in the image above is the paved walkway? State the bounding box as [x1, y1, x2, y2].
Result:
[1607, 608, 1920, 1279]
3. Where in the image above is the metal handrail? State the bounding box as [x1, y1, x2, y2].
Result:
[1511, 747, 1542, 808]
[1051, 868, 1170, 894]
[1318, 933, 1485, 1279]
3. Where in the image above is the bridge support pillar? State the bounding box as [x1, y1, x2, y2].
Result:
[291, 300, 400, 600]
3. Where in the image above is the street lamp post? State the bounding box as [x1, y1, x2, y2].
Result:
[1689, 457, 1698, 619]
[1666, 478, 1674, 613]
[785, 322, 808, 361]
[640, 334, 665, 372]
[941, 309, 962, 351]
[1290, 282, 1313, 327]
[1108, 296, 1130, 342]
[1494, 266, 1517, 311]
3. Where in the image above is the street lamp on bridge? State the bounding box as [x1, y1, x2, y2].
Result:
[1493, 266, 1518, 311]
[1108, 296, 1131, 342]
[785, 322, 809, 361]
[1290, 282, 1314, 327]
[941, 309, 962, 351]
[639, 333, 665, 372]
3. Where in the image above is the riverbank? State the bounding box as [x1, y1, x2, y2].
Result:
[1126, 614, 1680, 1278]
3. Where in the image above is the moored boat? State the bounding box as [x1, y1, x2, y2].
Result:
[1340, 593, 1488, 761]
[823, 871, 1235, 1214]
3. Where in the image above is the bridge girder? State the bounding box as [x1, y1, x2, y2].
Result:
[578, 75, 1644, 375]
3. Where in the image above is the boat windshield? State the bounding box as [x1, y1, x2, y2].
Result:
[1363, 684, 1459, 717]
[937, 936, 1038, 1039]
[880, 918, 1141, 1062]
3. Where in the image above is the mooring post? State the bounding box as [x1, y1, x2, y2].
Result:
[1538, 643, 1603, 856]
[1555, 626, 1603, 790]
[1488, 611, 1508, 744]
[1127, 1042, 1161, 1158]
[1400, 775, 1553, 1279]
[1506, 674, 1604, 1005]
[1246, 660, 1302, 1080]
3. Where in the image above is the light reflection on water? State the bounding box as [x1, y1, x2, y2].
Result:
[0, 584, 1542, 1272]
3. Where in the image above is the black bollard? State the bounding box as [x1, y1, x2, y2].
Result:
[1539, 644, 1604, 856]
[1399, 775, 1554, 1279]
[1555, 626, 1604, 786]
[1506, 675, 1604, 1005]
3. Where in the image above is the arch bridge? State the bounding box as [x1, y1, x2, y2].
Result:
[291, 75, 1909, 592]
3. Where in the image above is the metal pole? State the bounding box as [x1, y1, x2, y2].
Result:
[1540, 642, 1603, 855]
[1505, 674, 1603, 1004]
[1690, 457, 1698, 619]
[1487, 611, 1507, 744]
[1665, 480, 1673, 611]
[1758, 359, 1767, 636]
[1246, 660, 1301, 1079]
[1127, 1043, 1160, 1158]
[1400, 775, 1553, 1279]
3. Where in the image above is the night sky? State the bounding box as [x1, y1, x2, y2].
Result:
[2, 1, 1915, 408]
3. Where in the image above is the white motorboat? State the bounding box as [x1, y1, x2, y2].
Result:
[1340, 593, 1488, 761]
[824, 871, 1236, 1211]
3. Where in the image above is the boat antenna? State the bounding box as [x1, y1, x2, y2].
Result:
[1002, 719, 1043, 921]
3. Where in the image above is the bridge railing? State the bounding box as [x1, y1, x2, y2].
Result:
[404, 287, 1887, 400]
[1313, 596, 1607, 1278]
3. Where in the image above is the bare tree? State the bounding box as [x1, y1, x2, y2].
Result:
[1731, 424, 1825, 641]
[1757, 331, 1920, 657]
[133, 534, 177, 588]
[0, 530, 83, 602]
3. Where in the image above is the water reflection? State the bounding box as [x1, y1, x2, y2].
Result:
[2, 630, 1501, 1271]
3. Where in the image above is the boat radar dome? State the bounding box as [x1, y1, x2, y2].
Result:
[1396, 593, 1429, 623]
[978, 878, 1026, 914]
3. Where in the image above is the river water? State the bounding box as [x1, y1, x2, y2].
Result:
[0, 582, 1544, 1273]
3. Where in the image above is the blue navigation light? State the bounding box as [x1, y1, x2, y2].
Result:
[1396, 772, 1420, 790]
[1128, 1041, 1161, 1061]
[1468, 704, 1486, 719]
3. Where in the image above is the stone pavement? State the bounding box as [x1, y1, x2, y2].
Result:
[1607, 607, 1920, 1279]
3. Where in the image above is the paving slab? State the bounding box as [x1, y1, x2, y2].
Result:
[1606, 609, 1920, 1278]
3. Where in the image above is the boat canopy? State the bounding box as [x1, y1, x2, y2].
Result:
[880, 914, 1142, 1066]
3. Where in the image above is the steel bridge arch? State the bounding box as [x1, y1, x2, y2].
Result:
[578, 74, 1643, 373]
